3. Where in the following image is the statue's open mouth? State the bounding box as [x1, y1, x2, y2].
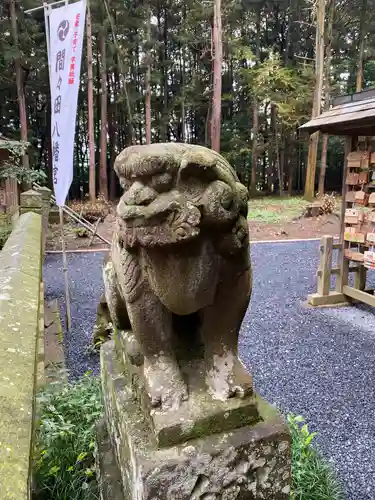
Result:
[117, 196, 201, 249]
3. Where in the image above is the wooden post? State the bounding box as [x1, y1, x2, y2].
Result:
[336, 136, 353, 293]
[354, 262, 367, 290]
[59, 207, 72, 331]
[307, 235, 347, 307]
[87, 217, 101, 247]
[317, 236, 333, 296]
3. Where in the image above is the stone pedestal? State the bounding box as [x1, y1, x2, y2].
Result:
[97, 339, 291, 500]
[35, 186, 52, 253]
[20, 189, 43, 215]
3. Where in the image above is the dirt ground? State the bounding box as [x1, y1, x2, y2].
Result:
[46, 196, 341, 251]
[46, 213, 115, 251]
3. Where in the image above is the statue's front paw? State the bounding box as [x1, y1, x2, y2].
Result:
[206, 351, 253, 401]
[144, 356, 188, 411]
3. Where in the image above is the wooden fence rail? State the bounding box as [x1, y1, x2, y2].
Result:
[308, 236, 348, 306]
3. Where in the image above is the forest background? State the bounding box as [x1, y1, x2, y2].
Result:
[0, 0, 372, 202]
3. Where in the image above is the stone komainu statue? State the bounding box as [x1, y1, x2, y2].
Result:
[103, 143, 252, 410]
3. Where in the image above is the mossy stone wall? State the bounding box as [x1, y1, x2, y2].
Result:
[0, 212, 43, 499]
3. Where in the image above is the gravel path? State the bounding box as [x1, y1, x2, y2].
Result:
[44, 241, 375, 499]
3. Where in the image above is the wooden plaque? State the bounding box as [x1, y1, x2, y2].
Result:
[344, 249, 364, 262]
[355, 191, 368, 205]
[346, 172, 359, 185]
[344, 208, 359, 224]
[359, 171, 369, 184]
[364, 251, 375, 268]
[345, 191, 356, 203]
[347, 151, 369, 169]
[344, 226, 365, 243]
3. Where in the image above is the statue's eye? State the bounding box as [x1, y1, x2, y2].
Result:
[149, 172, 172, 192]
[221, 196, 234, 210]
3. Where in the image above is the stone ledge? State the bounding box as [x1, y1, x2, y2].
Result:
[95, 418, 125, 500]
[0, 212, 43, 500]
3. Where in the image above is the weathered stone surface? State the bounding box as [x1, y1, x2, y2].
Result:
[93, 293, 114, 347]
[44, 299, 66, 384]
[114, 334, 259, 448]
[20, 189, 43, 215]
[35, 186, 52, 203]
[103, 143, 252, 411]
[95, 418, 125, 500]
[48, 206, 61, 224]
[100, 341, 292, 500]
[35, 186, 52, 252]
[0, 212, 43, 499]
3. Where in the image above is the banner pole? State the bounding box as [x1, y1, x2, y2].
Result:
[59, 206, 72, 330]
[43, 4, 51, 79]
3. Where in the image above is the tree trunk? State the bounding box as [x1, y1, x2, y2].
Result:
[318, 0, 335, 196]
[87, 1, 96, 201]
[287, 138, 295, 196]
[9, 0, 29, 170]
[210, 0, 222, 152]
[108, 91, 117, 200]
[99, 26, 108, 200]
[159, 7, 169, 141]
[95, 42, 101, 188]
[270, 103, 278, 193]
[304, 0, 326, 201]
[275, 113, 284, 197]
[251, 6, 261, 193]
[356, 0, 367, 92]
[145, 10, 152, 144]
[180, 11, 186, 144]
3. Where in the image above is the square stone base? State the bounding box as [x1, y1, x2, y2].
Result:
[98, 340, 292, 500]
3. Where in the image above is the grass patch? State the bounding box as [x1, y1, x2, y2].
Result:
[34, 376, 343, 500]
[33, 373, 103, 500]
[247, 196, 309, 223]
[289, 414, 344, 500]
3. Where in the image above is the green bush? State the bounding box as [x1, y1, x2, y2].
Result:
[34, 376, 344, 500]
[288, 414, 344, 500]
[34, 373, 103, 500]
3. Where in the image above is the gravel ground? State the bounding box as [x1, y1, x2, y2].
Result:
[44, 241, 375, 499]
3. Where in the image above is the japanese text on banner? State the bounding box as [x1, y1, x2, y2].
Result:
[47, 0, 86, 206]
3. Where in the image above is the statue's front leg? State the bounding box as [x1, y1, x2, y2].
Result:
[102, 256, 131, 332]
[126, 284, 188, 411]
[201, 265, 253, 401]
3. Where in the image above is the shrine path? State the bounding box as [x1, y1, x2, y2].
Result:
[44, 240, 375, 500]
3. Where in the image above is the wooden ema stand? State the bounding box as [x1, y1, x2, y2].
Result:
[308, 138, 375, 307]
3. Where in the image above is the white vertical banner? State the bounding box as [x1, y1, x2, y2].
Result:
[47, 0, 87, 206]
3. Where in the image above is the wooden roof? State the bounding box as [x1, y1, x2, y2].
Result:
[300, 97, 375, 136]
